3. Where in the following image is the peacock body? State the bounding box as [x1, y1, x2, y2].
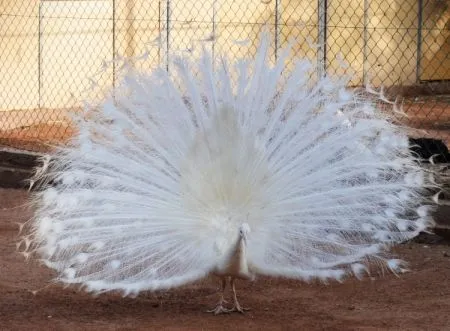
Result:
[23, 32, 435, 314]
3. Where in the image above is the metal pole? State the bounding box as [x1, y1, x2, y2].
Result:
[274, 0, 280, 61]
[125, 0, 135, 58]
[416, 0, 423, 83]
[158, 0, 161, 65]
[317, 0, 327, 78]
[112, 0, 116, 88]
[38, 2, 42, 109]
[166, 0, 170, 72]
[363, 0, 368, 85]
[212, 0, 216, 61]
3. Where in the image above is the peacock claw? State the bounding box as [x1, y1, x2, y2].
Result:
[206, 304, 231, 315]
[229, 304, 250, 314]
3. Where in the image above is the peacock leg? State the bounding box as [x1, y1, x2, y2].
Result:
[206, 277, 230, 315]
[229, 278, 250, 313]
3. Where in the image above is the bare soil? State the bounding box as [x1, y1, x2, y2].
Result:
[1, 97, 449, 153]
[0, 188, 449, 330]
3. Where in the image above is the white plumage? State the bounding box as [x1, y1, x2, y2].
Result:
[23, 32, 435, 314]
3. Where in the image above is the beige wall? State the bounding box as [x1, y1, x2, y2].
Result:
[214, 0, 274, 62]
[114, 0, 160, 70]
[0, 0, 448, 115]
[0, 1, 39, 111]
[420, 0, 450, 81]
[40, 1, 114, 109]
[327, 0, 365, 85]
[279, 0, 319, 77]
[366, 0, 419, 87]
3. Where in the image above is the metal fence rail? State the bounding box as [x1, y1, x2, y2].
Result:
[0, 0, 449, 158]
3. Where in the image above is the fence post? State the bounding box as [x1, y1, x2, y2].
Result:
[317, 0, 327, 78]
[112, 0, 116, 88]
[38, 2, 42, 109]
[416, 0, 423, 83]
[363, 0, 368, 85]
[125, 0, 135, 58]
[212, 0, 216, 61]
[166, 0, 170, 72]
[274, 0, 280, 61]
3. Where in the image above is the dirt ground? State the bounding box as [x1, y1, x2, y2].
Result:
[0, 96, 449, 153]
[0, 189, 449, 330]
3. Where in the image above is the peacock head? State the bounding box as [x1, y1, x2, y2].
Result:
[239, 223, 251, 245]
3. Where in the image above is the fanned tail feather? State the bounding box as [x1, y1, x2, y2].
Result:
[22, 31, 436, 295]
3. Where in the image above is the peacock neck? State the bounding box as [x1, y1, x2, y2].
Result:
[213, 229, 251, 279]
[235, 235, 246, 259]
[227, 233, 249, 277]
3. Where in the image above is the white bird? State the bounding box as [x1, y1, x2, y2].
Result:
[22, 31, 435, 314]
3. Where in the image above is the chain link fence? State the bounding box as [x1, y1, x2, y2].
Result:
[1, 0, 449, 159]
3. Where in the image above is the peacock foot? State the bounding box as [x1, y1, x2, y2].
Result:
[229, 278, 250, 314]
[206, 304, 231, 315]
[229, 302, 250, 314]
